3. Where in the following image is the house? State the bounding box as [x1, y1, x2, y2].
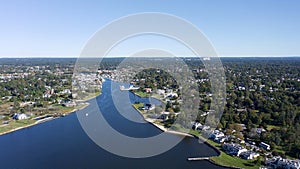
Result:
[222, 143, 247, 156]
[60, 89, 71, 94]
[144, 88, 152, 93]
[214, 136, 227, 143]
[238, 86, 246, 90]
[259, 142, 271, 150]
[192, 122, 202, 130]
[239, 151, 260, 160]
[43, 93, 52, 98]
[198, 125, 210, 131]
[158, 113, 169, 120]
[72, 93, 78, 99]
[256, 128, 266, 135]
[237, 138, 245, 144]
[12, 113, 28, 120]
[210, 130, 225, 140]
[139, 103, 155, 111]
[266, 156, 300, 169]
[165, 92, 178, 98]
[61, 99, 76, 107]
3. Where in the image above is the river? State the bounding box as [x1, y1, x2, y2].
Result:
[0, 79, 229, 169]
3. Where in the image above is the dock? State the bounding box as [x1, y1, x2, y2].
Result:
[187, 157, 210, 161]
[120, 85, 140, 91]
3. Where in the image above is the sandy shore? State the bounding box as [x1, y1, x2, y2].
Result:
[134, 107, 194, 138]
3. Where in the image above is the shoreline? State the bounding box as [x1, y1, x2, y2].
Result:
[1, 81, 252, 169]
[0, 93, 100, 136]
[144, 117, 194, 138]
[137, 106, 242, 169]
[131, 104, 196, 139]
[131, 95, 247, 169]
[130, 90, 163, 101]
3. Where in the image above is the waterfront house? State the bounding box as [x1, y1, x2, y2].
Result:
[214, 136, 227, 143]
[144, 88, 152, 93]
[222, 143, 247, 157]
[12, 113, 28, 120]
[266, 156, 300, 169]
[239, 151, 260, 160]
[62, 99, 76, 107]
[210, 130, 225, 140]
[192, 122, 202, 130]
[143, 103, 155, 111]
[198, 125, 210, 131]
[158, 113, 169, 120]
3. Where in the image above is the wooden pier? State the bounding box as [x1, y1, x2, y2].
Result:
[187, 157, 210, 161]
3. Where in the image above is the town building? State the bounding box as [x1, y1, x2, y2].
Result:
[210, 130, 225, 140]
[12, 113, 28, 120]
[222, 143, 248, 156]
[259, 142, 271, 150]
[239, 151, 260, 160]
[266, 156, 300, 169]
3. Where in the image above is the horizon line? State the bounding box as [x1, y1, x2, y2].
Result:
[0, 55, 300, 58]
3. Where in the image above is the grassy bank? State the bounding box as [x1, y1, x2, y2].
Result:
[0, 119, 36, 134]
[0, 92, 100, 136]
[207, 139, 260, 169]
[133, 91, 150, 97]
[132, 101, 261, 169]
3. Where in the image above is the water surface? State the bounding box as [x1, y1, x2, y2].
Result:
[0, 79, 228, 169]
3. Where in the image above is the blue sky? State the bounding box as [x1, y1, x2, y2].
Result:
[0, 0, 299, 57]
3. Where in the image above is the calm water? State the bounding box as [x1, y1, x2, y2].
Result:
[0, 79, 228, 169]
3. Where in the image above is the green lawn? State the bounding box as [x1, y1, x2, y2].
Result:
[0, 102, 90, 135]
[81, 91, 101, 101]
[0, 119, 36, 134]
[132, 103, 144, 110]
[210, 151, 260, 169]
[202, 139, 260, 169]
[133, 91, 150, 97]
[192, 131, 261, 169]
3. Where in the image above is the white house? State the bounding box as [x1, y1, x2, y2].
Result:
[192, 122, 202, 130]
[259, 142, 271, 150]
[240, 151, 260, 160]
[210, 130, 225, 139]
[13, 113, 28, 120]
[266, 156, 300, 169]
[222, 143, 248, 157]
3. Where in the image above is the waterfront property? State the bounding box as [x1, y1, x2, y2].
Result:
[266, 156, 300, 169]
[239, 151, 260, 160]
[209, 130, 225, 140]
[222, 143, 247, 157]
[12, 113, 28, 120]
